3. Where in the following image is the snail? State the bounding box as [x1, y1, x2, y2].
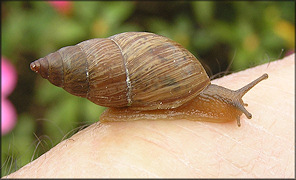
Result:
[30, 32, 268, 127]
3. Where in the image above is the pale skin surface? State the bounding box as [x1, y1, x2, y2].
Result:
[4, 54, 294, 178]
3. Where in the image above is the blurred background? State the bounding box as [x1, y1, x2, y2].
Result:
[1, 1, 295, 176]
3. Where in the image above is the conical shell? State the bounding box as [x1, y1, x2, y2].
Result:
[30, 32, 210, 110]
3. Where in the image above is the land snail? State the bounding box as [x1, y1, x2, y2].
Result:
[30, 32, 268, 127]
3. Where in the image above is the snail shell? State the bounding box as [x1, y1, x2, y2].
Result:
[30, 32, 209, 110]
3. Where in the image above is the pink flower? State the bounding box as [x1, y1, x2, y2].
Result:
[48, 1, 73, 15]
[1, 57, 17, 135]
[2, 57, 17, 96]
[2, 99, 17, 135]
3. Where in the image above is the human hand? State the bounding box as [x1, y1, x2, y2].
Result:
[5, 54, 294, 178]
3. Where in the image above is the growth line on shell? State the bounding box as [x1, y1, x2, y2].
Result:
[57, 50, 65, 88]
[77, 44, 90, 99]
[110, 38, 132, 106]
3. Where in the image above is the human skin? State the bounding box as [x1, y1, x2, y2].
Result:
[4, 54, 294, 178]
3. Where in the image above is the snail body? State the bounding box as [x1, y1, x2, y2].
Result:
[30, 32, 268, 126]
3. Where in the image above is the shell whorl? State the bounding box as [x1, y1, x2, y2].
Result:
[109, 32, 210, 110]
[30, 32, 210, 110]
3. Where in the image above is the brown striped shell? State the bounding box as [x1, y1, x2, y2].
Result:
[30, 32, 210, 110]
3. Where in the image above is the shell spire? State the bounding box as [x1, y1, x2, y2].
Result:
[30, 61, 40, 73]
[30, 57, 50, 80]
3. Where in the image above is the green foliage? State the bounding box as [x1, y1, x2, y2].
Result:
[1, 1, 294, 177]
